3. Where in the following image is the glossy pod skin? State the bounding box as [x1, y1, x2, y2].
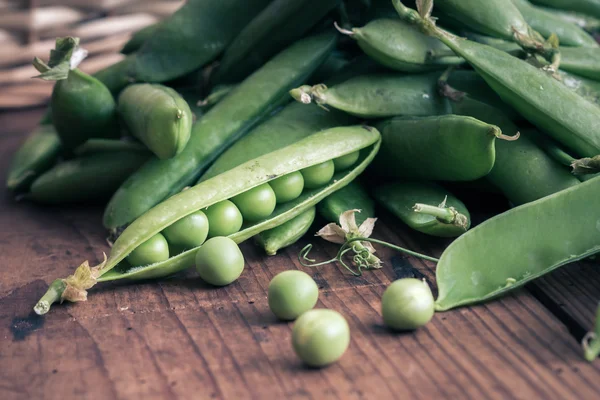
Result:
[256, 207, 316, 255]
[341, 18, 464, 72]
[374, 181, 470, 238]
[6, 125, 62, 193]
[103, 33, 337, 230]
[28, 151, 150, 204]
[117, 84, 193, 159]
[394, 2, 600, 158]
[435, 176, 600, 311]
[529, 0, 600, 19]
[212, 0, 339, 84]
[317, 181, 374, 226]
[371, 115, 508, 182]
[511, 0, 599, 47]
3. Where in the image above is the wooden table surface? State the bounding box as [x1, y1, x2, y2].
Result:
[1, 108, 599, 400]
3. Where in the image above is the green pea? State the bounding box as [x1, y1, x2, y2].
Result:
[333, 151, 360, 172]
[195, 237, 245, 286]
[292, 309, 350, 367]
[126, 233, 169, 267]
[231, 183, 276, 222]
[268, 172, 305, 203]
[268, 270, 319, 320]
[204, 200, 243, 238]
[381, 278, 435, 331]
[162, 211, 209, 250]
[301, 160, 335, 189]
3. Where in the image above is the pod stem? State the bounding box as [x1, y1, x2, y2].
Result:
[32, 36, 88, 81]
[582, 303, 600, 362]
[299, 237, 438, 276]
[571, 155, 600, 175]
[289, 84, 329, 110]
[333, 21, 354, 36]
[33, 279, 66, 315]
[413, 201, 469, 231]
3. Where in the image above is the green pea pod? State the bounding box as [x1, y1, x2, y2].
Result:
[537, 7, 600, 32]
[557, 47, 600, 81]
[256, 207, 316, 255]
[27, 152, 150, 204]
[103, 33, 337, 230]
[34, 126, 381, 314]
[212, 0, 339, 84]
[435, 175, 600, 311]
[121, 23, 161, 55]
[337, 18, 464, 72]
[317, 181, 375, 225]
[33, 37, 119, 152]
[556, 69, 600, 105]
[307, 51, 353, 86]
[117, 84, 193, 159]
[6, 125, 62, 193]
[373, 181, 470, 238]
[529, 0, 600, 19]
[512, 0, 598, 47]
[394, 2, 600, 157]
[74, 139, 149, 157]
[197, 84, 237, 111]
[371, 115, 514, 181]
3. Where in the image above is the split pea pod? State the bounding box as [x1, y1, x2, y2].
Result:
[394, 2, 600, 157]
[336, 18, 464, 72]
[6, 125, 62, 193]
[256, 207, 317, 255]
[317, 181, 375, 226]
[117, 84, 193, 159]
[529, 0, 600, 19]
[103, 33, 337, 230]
[435, 175, 600, 311]
[34, 126, 381, 314]
[370, 115, 513, 182]
[374, 181, 470, 238]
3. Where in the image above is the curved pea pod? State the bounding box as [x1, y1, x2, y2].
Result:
[121, 23, 160, 55]
[393, 2, 600, 158]
[317, 181, 375, 226]
[435, 175, 600, 311]
[373, 181, 470, 238]
[291, 72, 448, 118]
[33, 126, 381, 314]
[558, 47, 600, 81]
[28, 152, 150, 204]
[212, 0, 339, 84]
[371, 115, 515, 182]
[117, 84, 192, 159]
[256, 207, 316, 255]
[337, 18, 464, 72]
[6, 125, 62, 193]
[512, 0, 598, 47]
[529, 0, 600, 19]
[103, 32, 337, 230]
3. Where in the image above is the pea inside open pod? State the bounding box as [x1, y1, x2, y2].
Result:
[34, 126, 381, 314]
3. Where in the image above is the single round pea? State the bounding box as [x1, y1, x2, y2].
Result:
[162, 210, 209, 250]
[301, 160, 335, 189]
[292, 309, 350, 367]
[204, 200, 243, 238]
[381, 278, 435, 331]
[195, 236, 245, 286]
[333, 151, 360, 171]
[268, 270, 319, 320]
[231, 183, 276, 222]
[268, 172, 304, 203]
[126, 233, 169, 267]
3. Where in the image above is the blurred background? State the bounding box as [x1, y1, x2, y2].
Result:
[0, 0, 182, 109]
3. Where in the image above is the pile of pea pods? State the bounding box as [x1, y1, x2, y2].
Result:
[8, 0, 600, 364]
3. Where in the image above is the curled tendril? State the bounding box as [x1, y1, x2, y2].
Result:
[299, 237, 439, 276]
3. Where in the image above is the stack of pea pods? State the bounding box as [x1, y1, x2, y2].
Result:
[7, 0, 600, 364]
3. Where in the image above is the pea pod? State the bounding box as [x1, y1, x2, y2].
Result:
[33, 37, 119, 152]
[256, 207, 316, 255]
[317, 181, 375, 226]
[34, 126, 381, 314]
[394, 1, 600, 157]
[536, 6, 600, 32]
[435, 175, 600, 311]
[212, 0, 339, 84]
[121, 23, 161, 55]
[6, 125, 62, 193]
[27, 152, 150, 204]
[373, 181, 470, 238]
[556, 47, 600, 81]
[117, 84, 193, 159]
[103, 33, 337, 230]
[512, 0, 598, 47]
[197, 84, 237, 111]
[529, 0, 600, 19]
[371, 115, 514, 182]
[336, 18, 464, 72]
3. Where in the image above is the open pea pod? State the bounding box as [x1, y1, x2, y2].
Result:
[34, 126, 381, 315]
[435, 175, 600, 311]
